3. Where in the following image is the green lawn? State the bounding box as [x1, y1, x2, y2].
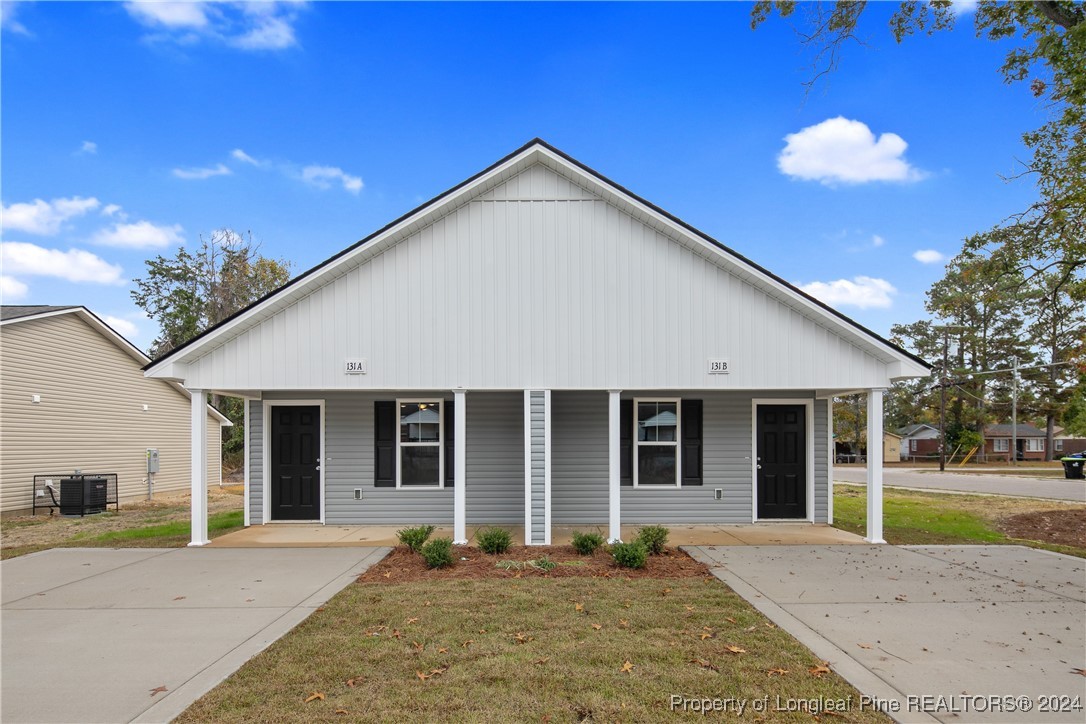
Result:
[178, 576, 890, 723]
[833, 486, 1086, 557]
[1, 509, 244, 559]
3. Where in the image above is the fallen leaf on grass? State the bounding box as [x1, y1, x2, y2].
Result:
[430, 667, 448, 676]
[149, 685, 168, 697]
[724, 645, 747, 654]
[691, 658, 718, 671]
[763, 622, 776, 629]
[620, 660, 635, 673]
[700, 628, 715, 641]
[725, 617, 737, 624]
[533, 657, 550, 665]
[479, 629, 487, 634]
[335, 710, 349, 715]
[766, 668, 789, 677]
[591, 624, 602, 631]
[412, 641, 423, 652]
[619, 619, 629, 627]
[406, 617, 419, 624]
[415, 671, 431, 682]
[661, 588, 672, 595]
[575, 603, 584, 613]
[315, 606, 325, 612]
[305, 692, 326, 703]
[461, 639, 474, 648]
[391, 629, 402, 639]
[514, 633, 534, 644]
[437, 647, 449, 654]
[424, 600, 432, 607]
[345, 677, 363, 688]
[809, 662, 832, 678]
[684, 605, 695, 612]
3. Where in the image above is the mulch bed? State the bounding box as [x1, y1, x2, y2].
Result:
[998, 508, 1086, 549]
[358, 545, 711, 583]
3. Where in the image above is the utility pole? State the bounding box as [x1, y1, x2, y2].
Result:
[935, 325, 963, 472]
[1011, 356, 1018, 465]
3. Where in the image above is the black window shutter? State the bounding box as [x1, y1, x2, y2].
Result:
[444, 401, 455, 487]
[681, 399, 703, 486]
[374, 401, 396, 487]
[620, 399, 633, 486]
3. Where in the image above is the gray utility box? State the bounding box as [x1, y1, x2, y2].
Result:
[147, 448, 160, 474]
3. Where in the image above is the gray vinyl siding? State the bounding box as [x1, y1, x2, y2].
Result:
[813, 398, 829, 523]
[252, 391, 522, 525]
[528, 391, 546, 543]
[248, 399, 263, 523]
[551, 392, 609, 524]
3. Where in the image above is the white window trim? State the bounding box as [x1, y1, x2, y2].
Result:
[1027, 438, 1044, 452]
[1055, 439, 1063, 452]
[993, 438, 1009, 452]
[396, 398, 445, 489]
[910, 439, 918, 452]
[632, 398, 681, 488]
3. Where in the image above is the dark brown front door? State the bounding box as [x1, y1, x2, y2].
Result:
[271, 405, 321, 521]
[757, 404, 806, 519]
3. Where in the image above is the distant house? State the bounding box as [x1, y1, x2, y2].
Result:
[883, 432, 902, 464]
[983, 423, 1047, 462]
[834, 431, 902, 463]
[0, 306, 231, 515]
[1053, 427, 1086, 456]
[897, 423, 940, 460]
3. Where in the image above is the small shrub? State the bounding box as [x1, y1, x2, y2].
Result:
[571, 531, 605, 555]
[527, 555, 556, 572]
[611, 541, 648, 569]
[397, 525, 435, 552]
[476, 527, 513, 554]
[420, 537, 454, 568]
[637, 525, 669, 555]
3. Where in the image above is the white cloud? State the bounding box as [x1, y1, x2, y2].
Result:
[172, 163, 232, 180]
[77, 140, 98, 155]
[301, 165, 363, 194]
[0, 274, 29, 301]
[125, 1, 305, 51]
[1, 241, 124, 284]
[1, 1, 30, 35]
[92, 220, 184, 249]
[952, 0, 978, 15]
[124, 1, 210, 29]
[778, 117, 926, 185]
[799, 276, 897, 309]
[913, 249, 947, 264]
[101, 204, 125, 218]
[231, 148, 261, 166]
[871, 234, 885, 248]
[1, 196, 101, 235]
[103, 315, 139, 338]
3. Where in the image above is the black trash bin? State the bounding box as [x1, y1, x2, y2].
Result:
[1061, 453, 1086, 480]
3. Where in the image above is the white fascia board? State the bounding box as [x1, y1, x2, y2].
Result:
[532, 146, 928, 376]
[143, 148, 544, 376]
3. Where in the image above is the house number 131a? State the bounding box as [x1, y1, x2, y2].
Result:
[708, 359, 730, 374]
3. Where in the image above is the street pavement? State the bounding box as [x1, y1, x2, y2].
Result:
[688, 544, 1086, 723]
[834, 466, 1086, 502]
[1, 546, 389, 723]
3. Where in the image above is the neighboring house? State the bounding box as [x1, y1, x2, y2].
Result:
[983, 423, 1047, 462]
[1053, 427, 1086, 456]
[897, 423, 940, 460]
[883, 432, 902, 464]
[0, 306, 230, 515]
[145, 139, 931, 546]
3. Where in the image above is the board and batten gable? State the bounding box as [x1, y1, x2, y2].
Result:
[1, 311, 224, 513]
[155, 154, 926, 393]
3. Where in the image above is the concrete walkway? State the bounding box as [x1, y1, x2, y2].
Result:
[835, 466, 1086, 502]
[209, 522, 866, 547]
[687, 544, 1086, 723]
[1, 546, 388, 724]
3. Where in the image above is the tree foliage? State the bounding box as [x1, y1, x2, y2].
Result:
[132, 229, 292, 467]
[753, 1, 1086, 298]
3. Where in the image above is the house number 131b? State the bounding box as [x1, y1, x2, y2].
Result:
[708, 359, 730, 374]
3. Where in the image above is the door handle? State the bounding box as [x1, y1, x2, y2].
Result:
[756, 465, 762, 470]
[315, 465, 321, 471]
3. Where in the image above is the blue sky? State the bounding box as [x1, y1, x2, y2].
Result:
[1, 1, 1042, 347]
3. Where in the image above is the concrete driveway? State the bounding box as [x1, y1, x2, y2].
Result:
[834, 466, 1086, 501]
[687, 544, 1085, 723]
[1, 546, 388, 724]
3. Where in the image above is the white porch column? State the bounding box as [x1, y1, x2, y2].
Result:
[453, 390, 467, 545]
[865, 388, 886, 544]
[607, 390, 622, 543]
[189, 388, 209, 547]
[242, 399, 250, 527]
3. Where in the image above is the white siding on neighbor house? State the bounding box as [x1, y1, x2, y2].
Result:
[246, 389, 830, 526]
[1, 313, 222, 514]
[252, 392, 523, 525]
[177, 163, 901, 394]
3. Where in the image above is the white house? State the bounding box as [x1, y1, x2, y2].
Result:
[145, 140, 930, 546]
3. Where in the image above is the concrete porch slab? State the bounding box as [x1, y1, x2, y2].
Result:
[209, 522, 865, 547]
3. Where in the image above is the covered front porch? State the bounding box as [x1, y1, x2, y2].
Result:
[206, 522, 867, 548]
[184, 386, 890, 548]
